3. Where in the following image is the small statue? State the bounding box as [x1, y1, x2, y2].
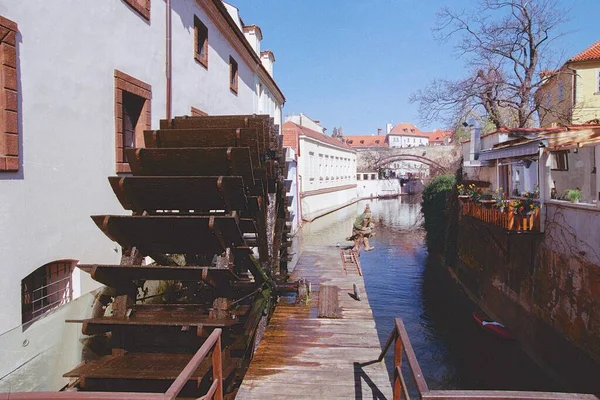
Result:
[348, 204, 375, 252]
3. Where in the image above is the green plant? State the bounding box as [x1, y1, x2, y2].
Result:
[422, 174, 456, 250]
[492, 187, 505, 209]
[467, 183, 481, 201]
[511, 189, 539, 215]
[565, 189, 581, 203]
[456, 184, 466, 195]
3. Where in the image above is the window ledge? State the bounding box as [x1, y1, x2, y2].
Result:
[546, 199, 599, 212]
[195, 54, 208, 69]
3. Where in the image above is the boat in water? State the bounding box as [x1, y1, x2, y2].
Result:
[473, 312, 516, 340]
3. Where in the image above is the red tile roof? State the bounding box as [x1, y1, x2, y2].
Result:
[282, 121, 355, 153]
[423, 129, 453, 143]
[388, 123, 428, 137]
[569, 40, 600, 62]
[344, 135, 387, 148]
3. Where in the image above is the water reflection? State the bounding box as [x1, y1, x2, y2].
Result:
[299, 197, 561, 393]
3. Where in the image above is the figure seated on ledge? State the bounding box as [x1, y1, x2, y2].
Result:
[346, 204, 375, 253]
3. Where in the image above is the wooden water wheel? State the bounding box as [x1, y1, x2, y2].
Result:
[62, 115, 291, 398]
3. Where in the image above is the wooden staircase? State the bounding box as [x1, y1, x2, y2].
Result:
[58, 114, 290, 398]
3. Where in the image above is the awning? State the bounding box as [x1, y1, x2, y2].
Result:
[479, 141, 544, 161]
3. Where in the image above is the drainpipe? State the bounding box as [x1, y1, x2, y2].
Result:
[166, 0, 172, 120]
[297, 174, 303, 225]
[538, 141, 548, 233]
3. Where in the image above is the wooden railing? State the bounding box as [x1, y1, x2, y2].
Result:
[379, 318, 597, 400]
[460, 199, 540, 232]
[1, 328, 224, 400]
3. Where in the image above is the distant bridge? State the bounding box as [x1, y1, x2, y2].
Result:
[357, 145, 462, 173]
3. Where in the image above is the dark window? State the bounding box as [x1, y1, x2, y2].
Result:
[22, 261, 74, 324]
[122, 91, 145, 162]
[550, 150, 569, 171]
[229, 56, 238, 94]
[194, 16, 208, 68]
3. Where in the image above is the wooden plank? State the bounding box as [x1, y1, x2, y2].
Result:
[159, 115, 272, 160]
[67, 315, 240, 329]
[236, 246, 392, 399]
[91, 215, 245, 257]
[126, 147, 256, 193]
[77, 264, 241, 284]
[144, 127, 263, 168]
[63, 352, 231, 380]
[108, 176, 249, 213]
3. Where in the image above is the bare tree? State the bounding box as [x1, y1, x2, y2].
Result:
[412, 0, 568, 129]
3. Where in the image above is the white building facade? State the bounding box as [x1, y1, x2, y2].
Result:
[282, 118, 358, 221]
[387, 123, 429, 148]
[0, 0, 284, 335]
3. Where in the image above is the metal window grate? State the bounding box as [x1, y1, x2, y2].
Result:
[22, 261, 74, 323]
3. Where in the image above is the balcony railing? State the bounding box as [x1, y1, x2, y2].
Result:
[460, 199, 540, 232]
[1, 328, 223, 400]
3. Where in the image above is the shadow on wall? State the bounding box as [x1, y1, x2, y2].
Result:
[171, 0, 254, 94]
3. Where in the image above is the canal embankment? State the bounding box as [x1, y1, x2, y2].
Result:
[289, 197, 567, 394]
[420, 173, 600, 394]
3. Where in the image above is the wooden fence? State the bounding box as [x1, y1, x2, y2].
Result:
[460, 199, 540, 232]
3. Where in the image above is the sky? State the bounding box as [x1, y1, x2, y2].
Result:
[235, 0, 600, 135]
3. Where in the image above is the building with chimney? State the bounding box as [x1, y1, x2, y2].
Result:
[0, 1, 284, 384]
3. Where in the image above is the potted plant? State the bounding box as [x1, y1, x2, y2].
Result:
[493, 188, 505, 212]
[511, 190, 539, 215]
[457, 184, 469, 201]
[467, 183, 481, 202]
[565, 189, 581, 204]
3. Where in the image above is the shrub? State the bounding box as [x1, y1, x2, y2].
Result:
[421, 174, 456, 250]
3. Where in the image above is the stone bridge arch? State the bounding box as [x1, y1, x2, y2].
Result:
[358, 145, 461, 174]
[375, 154, 449, 173]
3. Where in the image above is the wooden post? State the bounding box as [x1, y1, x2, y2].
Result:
[353, 283, 361, 301]
[394, 331, 403, 400]
[213, 333, 223, 400]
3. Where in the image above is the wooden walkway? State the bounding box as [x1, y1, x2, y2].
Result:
[236, 245, 392, 399]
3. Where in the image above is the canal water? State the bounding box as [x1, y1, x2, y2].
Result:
[296, 197, 563, 393]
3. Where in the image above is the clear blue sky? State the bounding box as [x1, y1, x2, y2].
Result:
[236, 1, 600, 134]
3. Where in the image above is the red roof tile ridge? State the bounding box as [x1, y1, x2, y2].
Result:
[569, 39, 600, 62]
[283, 121, 355, 151]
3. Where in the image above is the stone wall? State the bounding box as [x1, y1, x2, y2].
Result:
[454, 214, 600, 393]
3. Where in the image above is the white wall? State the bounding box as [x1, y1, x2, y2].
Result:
[356, 177, 401, 199]
[286, 114, 325, 134]
[388, 134, 428, 148]
[298, 137, 357, 193]
[301, 187, 358, 222]
[285, 147, 300, 234]
[297, 135, 358, 221]
[0, 292, 96, 392]
[0, 0, 283, 333]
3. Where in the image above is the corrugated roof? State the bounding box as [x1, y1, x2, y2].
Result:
[569, 40, 600, 62]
